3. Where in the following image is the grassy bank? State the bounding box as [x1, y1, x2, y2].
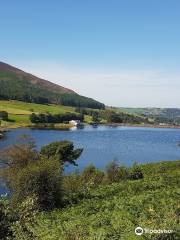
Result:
[0, 100, 76, 129]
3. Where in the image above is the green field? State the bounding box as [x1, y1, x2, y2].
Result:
[0, 100, 76, 127]
[21, 160, 180, 240]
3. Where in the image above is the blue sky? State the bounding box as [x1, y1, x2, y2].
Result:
[1, 0, 180, 107]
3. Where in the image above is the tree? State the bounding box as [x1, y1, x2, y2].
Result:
[1, 136, 83, 210]
[11, 157, 62, 210]
[0, 111, 8, 121]
[92, 112, 99, 123]
[129, 163, 144, 180]
[29, 113, 39, 123]
[40, 141, 83, 166]
[0, 135, 37, 170]
[81, 164, 104, 186]
[105, 160, 120, 183]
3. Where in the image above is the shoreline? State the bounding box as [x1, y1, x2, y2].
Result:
[1, 122, 180, 132]
[0, 123, 73, 131]
[0, 129, 7, 139]
[105, 123, 180, 129]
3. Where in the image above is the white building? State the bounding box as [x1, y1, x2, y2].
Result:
[69, 120, 81, 126]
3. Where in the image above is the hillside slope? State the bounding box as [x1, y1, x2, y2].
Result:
[0, 61, 74, 94]
[0, 62, 105, 109]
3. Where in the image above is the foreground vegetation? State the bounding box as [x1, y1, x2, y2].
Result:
[0, 137, 179, 240]
[35, 162, 179, 240]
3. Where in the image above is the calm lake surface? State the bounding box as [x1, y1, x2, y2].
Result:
[1, 125, 180, 173]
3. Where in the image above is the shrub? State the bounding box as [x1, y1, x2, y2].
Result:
[118, 166, 129, 180]
[154, 232, 180, 240]
[11, 157, 63, 210]
[81, 164, 104, 186]
[11, 195, 39, 240]
[0, 111, 8, 121]
[62, 172, 86, 204]
[0, 200, 13, 239]
[129, 163, 144, 180]
[105, 160, 120, 183]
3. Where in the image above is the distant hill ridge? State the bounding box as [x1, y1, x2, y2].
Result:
[0, 61, 105, 109]
[120, 107, 180, 124]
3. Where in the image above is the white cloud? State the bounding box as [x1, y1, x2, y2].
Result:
[13, 60, 180, 108]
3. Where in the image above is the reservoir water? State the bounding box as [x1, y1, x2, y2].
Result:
[0, 125, 180, 173]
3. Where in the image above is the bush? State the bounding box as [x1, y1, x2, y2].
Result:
[129, 163, 144, 180]
[11, 157, 63, 210]
[11, 195, 39, 240]
[81, 164, 104, 186]
[62, 172, 86, 204]
[0, 201, 13, 239]
[118, 166, 129, 180]
[0, 111, 8, 121]
[154, 232, 180, 240]
[105, 160, 120, 183]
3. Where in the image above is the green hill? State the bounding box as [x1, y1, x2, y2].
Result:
[119, 107, 180, 124]
[0, 61, 105, 109]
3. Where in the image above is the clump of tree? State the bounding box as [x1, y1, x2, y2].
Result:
[29, 112, 84, 124]
[75, 107, 147, 124]
[0, 111, 8, 121]
[104, 160, 143, 183]
[91, 111, 99, 123]
[0, 135, 83, 210]
[101, 110, 145, 124]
